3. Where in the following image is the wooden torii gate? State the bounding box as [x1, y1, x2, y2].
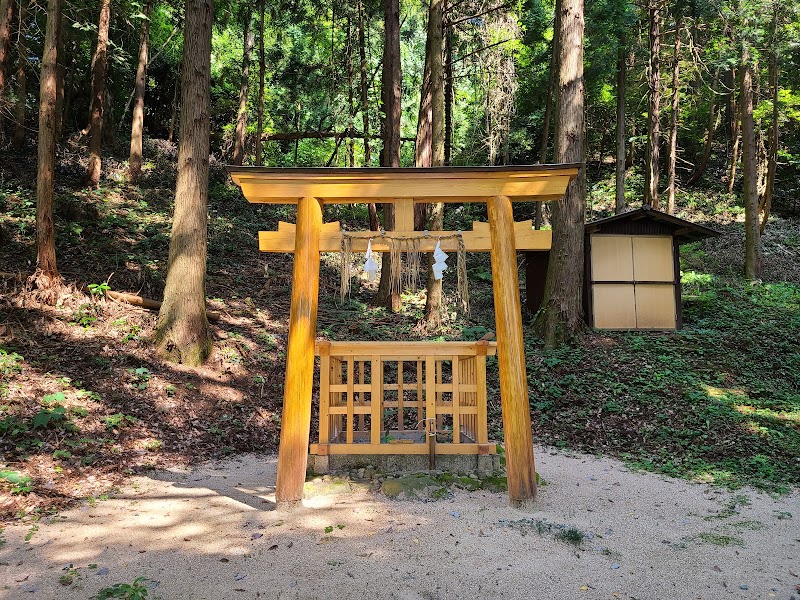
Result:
[228, 165, 579, 509]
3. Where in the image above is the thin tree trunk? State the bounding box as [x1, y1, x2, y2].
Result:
[255, 0, 265, 166]
[168, 67, 179, 142]
[759, 10, 778, 235]
[420, 0, 445, 325]
[536, 3, 560, 228]
[374, 0, 402, 311]
[645, 0, 661, 209]
[535, 0, 585, 348]
[615, 33, 626, 214]
[0, 0, 13, 109]
[740, 52, 760, 279]
[666, 14, 681, 214]
[357, 0, 377, 228]
[444, 15, 453, 165]
[346, 16, 355, 167]
[687, 75, 717, 186]
[11, 0, 26, 149]
[54, 13, 66, 140]
[232, 11, 253, 166]
[625, 46, 636, 167]
[86, 0, 111, 187]
[726, 66, 740, 193]
[153, 0, 213, 366]
[31, 0, 63, 299]
[128, 2, 150, 181]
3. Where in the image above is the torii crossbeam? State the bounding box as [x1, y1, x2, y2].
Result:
[228, 165, 580, 509]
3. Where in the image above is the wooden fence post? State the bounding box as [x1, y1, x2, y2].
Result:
[275, 196, 323, 509]
[487, 195, 537, 506]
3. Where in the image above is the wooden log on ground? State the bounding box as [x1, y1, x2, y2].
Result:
[487, 194, 537, 507]
[106, 290, 221, 322]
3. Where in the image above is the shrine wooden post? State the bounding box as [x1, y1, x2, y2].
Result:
[275, 196, 323, 508]
[227, 166, 579, 509]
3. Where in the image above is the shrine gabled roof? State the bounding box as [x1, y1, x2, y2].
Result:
[227, 164, 581, 204]
[584, 206, 722, 244]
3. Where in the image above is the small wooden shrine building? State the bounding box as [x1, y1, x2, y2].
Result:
[228, 165, 579, 509]
[526, 206, 720, 330]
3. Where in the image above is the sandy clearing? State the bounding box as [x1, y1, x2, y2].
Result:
[1, 447, 798, 600]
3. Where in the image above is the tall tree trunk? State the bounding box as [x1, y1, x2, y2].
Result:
[356, 0, 377, 229]
[536, 2, 560, 229]
[128, 2, 150, 181]
[760, 8, 778, 235]
[644, 0, 661, 209]
[726, 67, 740, 193]
[232, 11, 253, 166]
[11, 0, 25, 149]
[153, 0, 213, 366]
[625, 46, 636, 168]
[374, 0, 402, 311]
[31, 0, 63, 299]
[535, 0, 585, 348]
[346, 16, 355, 167]
[168, 67, 179, 142]
[0, 0, 13, 112]
[444, 15, 452, 166]
[740, 52, 760, 279]
[687, 75, 717, 185]
[419, 0, 445, 325]
[255, 0, 265, 166]
[666, 14, 681, 214]
[615, 33, 626, 214]
[86, 0, 111, 187]
[54, 13, 66, 141]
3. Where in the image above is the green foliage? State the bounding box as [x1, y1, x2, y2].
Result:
[104, 413, 138, 430]
[91, 577, 155, 600]
[0, 469, 33, 494]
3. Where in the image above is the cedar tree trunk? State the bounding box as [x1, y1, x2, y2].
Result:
[153, 0, 213, 365]
[534, 0, 585, 348]
[86, 0, 110, 187]
[374, 0, 402, 311]
[128, 2, 150, 181]
[666, 14, 681, 214]
[31, 0, 63, 298]
[644, 0, 660, 209]
[687, 76, 717, 186]
[232, 11, 253, 166]
[11, 0, 25, 149]
[740, 52, 760, 279]
[615, 33, 625, 214]
[255, 0, 265, 166]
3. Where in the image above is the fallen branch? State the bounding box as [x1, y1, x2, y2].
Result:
[106, 290, 221, 322]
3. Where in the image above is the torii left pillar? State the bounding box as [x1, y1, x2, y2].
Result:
[275, 196, 323, 510]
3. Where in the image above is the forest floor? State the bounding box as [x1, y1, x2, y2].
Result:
[0, 139, 798, 527]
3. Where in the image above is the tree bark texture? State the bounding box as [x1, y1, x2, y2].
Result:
[760, 10, 778, 235]
[644, 0, 660, 209]
[0, 0, 13, 106]
[666, 14, 681, 214]
[255, 0, 265, 165]
[615, 33, 625, 214]
[32, 0, 63, 297]
[417, 0, 445, 325]
[536, 2, 560, 229]
[54, 13, 66, 140]
[535, 0, 585, 348]
[86, 0, 110, 187]
[153, 0, 213, 365]
[740, 54, 760, 279]
[11, 0, 25, 149]
[687, 76, 717, 186]
[128, 2, 150, 181]
[232, 11, 253, 166]
[375, 0, 402, 311]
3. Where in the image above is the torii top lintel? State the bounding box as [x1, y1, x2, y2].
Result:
[227, 164, 580, 205]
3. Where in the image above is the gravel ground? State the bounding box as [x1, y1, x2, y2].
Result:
[1, 447, 798, 600]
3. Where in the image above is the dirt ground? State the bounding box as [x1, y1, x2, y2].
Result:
[1, 446, 798, 600]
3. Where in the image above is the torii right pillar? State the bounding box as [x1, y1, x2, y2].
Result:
[487, 194, 537, 506]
